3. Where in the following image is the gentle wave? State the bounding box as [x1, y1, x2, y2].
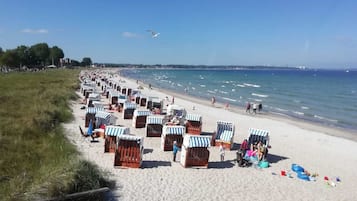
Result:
[314, 115, 338, 123]
[251, 93, 269, 98]
[207, 90, 216, 94]
[293, 111, 304, 116]
[301, 106, 309, 110]
[244, 83, 261, 88]
[200, 85, 206, 87]
[222, 97, 237, 102]
[275, 107, 289, 112]
[219, 91, 228, 94]
[237, 84, 245, 88]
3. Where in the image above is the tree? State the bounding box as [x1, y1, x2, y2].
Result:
[16, 45, 30, 67]
[29, 43, 50, 66]
[49, 46, 64, 66]
[0, 50, 19, 67]
[71, 59, 81, 66]
[81, 57, 92, 67]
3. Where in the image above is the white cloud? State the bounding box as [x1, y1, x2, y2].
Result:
[21, 28, 49, 34]
[122, 31, 140, 38]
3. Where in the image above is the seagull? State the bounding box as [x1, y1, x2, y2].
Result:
[147, 30, 160, 38]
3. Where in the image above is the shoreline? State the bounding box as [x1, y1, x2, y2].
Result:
[118, 69, 357, 142]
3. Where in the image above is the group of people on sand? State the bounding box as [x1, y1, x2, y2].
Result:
[234, 139, 269, 167]
[246, 102, 263, 114]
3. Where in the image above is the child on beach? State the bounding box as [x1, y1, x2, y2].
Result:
[173, 141, 180, 162]
[219, 143, 225, 161]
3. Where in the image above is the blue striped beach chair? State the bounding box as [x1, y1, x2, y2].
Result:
[180, 135, 211, 168]
[185, 114, 202, 135]
[132, 109, 152, 128]
[161, 125, 185, 151]
[123, 102, 137, 119]
[85, 107, 104, 127]
[146, 115, 164, 137]
[214, 121, 235, 150]
[104, 126, 130, 153]
[248, 128, 270, 147]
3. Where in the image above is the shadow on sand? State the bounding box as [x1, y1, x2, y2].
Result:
[266, 153, 289, 164]
[143, 148, 154, 154]
[142, 160, 172, 168]
[207, 161, 235, 169]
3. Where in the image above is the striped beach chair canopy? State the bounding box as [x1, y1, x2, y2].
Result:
[219, 130, 234, 142]
[163, 125, 186, 136]
[86, 107, 105, 114]
[248, 128, 270, 146]
[133, 109, 152, 117]
[117, 135, 144, 146]
[95, 110, 111, 120]
[88, 93, 101, 101]
[183, 135, 211, 148]
[146, 115, 164, 125]
[81, 82, 95, 89]
[124, 102, 137, 109]
[105, 126, 130, 136]
[109, 90, 120, 98]
[95, 111, 112, 125]
[92, 101, 105, 109]
[131, 90, 141, 97]
[216, 121, 235, 142]
[185, 114, 202, 122]
[116, 95, 128, 103]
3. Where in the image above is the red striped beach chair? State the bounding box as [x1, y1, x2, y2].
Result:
[114, 135, 144, 168]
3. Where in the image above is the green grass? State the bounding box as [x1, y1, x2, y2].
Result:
[0, 69, 114, 201]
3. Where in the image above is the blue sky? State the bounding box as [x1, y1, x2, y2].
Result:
[0, 0, 356, 68]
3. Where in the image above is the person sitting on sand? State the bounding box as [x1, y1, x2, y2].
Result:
[239, 139, 249, 156]
[256, 141, 266, 161]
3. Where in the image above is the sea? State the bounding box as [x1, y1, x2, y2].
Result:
[120, 68, 357, 131]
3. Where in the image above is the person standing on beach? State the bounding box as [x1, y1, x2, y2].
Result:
[252, 103, 257, 114]
[246, 102, 251, 113]
[211, 96, 216, 106]
[173, 141, 179, 162]
[171, 96, 175, 104]
[219, 143, 225, 161]
[258, 103, 263, 112]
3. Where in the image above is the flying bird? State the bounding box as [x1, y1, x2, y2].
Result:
[147, 30, 160, 38]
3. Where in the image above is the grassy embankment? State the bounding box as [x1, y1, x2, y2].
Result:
[0, 69, 113, 201]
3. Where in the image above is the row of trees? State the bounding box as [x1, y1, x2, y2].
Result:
[0, 43, 93, 68]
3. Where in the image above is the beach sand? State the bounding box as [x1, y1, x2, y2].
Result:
[63, 69, 357, 201]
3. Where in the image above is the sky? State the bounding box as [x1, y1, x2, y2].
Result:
[0, 0, 356, 68]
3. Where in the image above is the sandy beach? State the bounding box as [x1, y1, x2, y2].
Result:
[63, 69, 357, 201]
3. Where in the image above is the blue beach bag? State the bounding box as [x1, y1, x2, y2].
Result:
[292, 164, 304, 173]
